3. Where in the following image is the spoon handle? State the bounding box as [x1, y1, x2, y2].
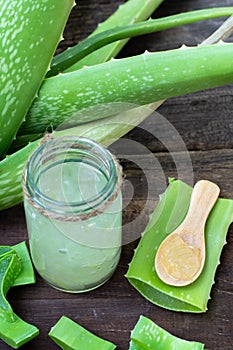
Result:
[181, 180, 220, 234]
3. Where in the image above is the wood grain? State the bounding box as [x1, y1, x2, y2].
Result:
[1, 0, 233, 349]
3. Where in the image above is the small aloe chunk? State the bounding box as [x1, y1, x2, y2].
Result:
[12, 242, 36, 287]
[129, 316, 205, 349]
[126, 179, 233, 312]
[49, 316, 116, 350]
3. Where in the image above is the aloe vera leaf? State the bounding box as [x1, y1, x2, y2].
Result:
[49, 316, 116, 350]
[129, 315, 205, 350]
[0, 0, 75, 158]
[12, 242, 36, 287]
[126, 179, 233, 312]
[0, 251, 39, 348]
[49, 8, 233, 76]
[19, 42, 233, 135]
[64, 0, 164, 72]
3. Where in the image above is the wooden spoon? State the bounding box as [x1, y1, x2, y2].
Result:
[155, 180, 220, 286]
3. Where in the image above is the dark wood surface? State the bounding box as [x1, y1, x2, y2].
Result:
[1, 0, 233, 349]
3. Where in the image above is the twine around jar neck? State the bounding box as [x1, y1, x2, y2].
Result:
[22, 134, 123, 222]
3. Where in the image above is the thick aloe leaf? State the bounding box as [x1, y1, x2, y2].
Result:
[18, 43, 233, 135]
[129, 316, 204, 349]
[126, 179, 233, 312]
[0, 0, 74, 157]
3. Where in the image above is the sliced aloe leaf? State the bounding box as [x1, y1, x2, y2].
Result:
[126, 179, 233, 312]
[129, 315, 205, 349]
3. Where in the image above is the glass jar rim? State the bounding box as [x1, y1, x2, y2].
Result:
[24, 136, 120, 216]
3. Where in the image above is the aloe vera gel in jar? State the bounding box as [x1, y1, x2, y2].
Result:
[23, 136, 122, 293]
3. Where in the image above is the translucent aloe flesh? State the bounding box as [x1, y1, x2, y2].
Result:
[0, 244, 38, 348]
[126, 179, 233, 312]
[129, 316, 205, 349]
[0, 0, 75, 158]
[49, 316, 116, 350]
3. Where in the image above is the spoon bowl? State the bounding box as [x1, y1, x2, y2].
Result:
[155, 180, 220, 286]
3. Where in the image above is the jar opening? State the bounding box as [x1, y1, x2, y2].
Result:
[25, 137, 119, 216]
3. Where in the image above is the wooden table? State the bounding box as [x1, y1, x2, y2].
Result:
[1, 0, 233, 349]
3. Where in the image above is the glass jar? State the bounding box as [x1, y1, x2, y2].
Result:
[23, 136, 122, 293]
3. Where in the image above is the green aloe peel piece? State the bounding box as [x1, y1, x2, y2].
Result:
[129, 315, 205, 349]
[12, 242, 36, 287]
[126, 179, 233, 312]
[0, 244, 39, 348]
[49, 316, 116, 350]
